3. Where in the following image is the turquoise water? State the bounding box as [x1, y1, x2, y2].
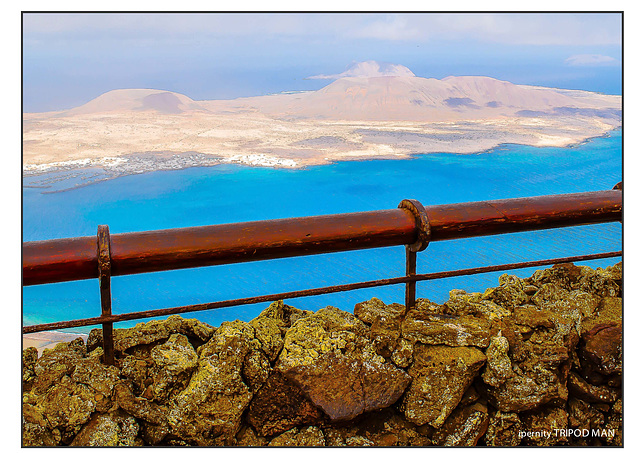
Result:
[23, 130, 622, 332]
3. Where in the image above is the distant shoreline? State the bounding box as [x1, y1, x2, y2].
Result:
[22, 128, 620, 194]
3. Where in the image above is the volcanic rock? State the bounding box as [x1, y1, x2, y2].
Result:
[277, 306, 410, 421]
[402, 343, 486, 428]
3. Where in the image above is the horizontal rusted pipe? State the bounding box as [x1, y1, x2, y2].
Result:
[22, 189, 621, 286]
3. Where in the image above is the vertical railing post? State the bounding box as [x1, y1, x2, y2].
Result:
[97, 225, 115, 366]
[405, 247, 417, 310]
[398, 199, 431, 313]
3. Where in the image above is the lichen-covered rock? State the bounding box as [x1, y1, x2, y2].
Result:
[246, 371, 324, 436]
[149, 333, 198, 400]
[87, 315, 215, 354]
[166, 320, 254, 445]
[520, 406, 568, 446]
[113, 382, 168, 444]
[249, 301, 287, 362]
[445, 289, 512, 321]
[235, 425, 267, 446]
[482, 335, 514, 387]
[581, 296, 621, 333]
[354, 297, 405, 357]
[391, 337, 414, 368]
[31, 338, 86, 394]
[402, 310, 493, 348]
[268, 426, 325, 446]
[482, 274, 529, 311]
[577, 263, 621, 298]
[402, 344, 485, 428]
[21, 262, 622, 447]
[484, 411, 523, 446]
[484, 365, 568, 412]
[70, 410, 141, 446]
[277, 307, 410, 421]
[22, 347, 38, 390]
[431, 402, 489, 446]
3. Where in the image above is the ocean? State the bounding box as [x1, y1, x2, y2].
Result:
[22, 129, 622, 332]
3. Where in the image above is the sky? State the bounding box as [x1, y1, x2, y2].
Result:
[22, 12, 622, 112]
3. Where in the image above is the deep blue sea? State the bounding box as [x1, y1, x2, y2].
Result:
[23, 130, 622, 332]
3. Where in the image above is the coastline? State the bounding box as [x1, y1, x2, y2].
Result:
[23, 127, 621, 194]
[23, 330, 89, 356]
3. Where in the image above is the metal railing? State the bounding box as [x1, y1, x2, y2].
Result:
[22, 184, 622, 365]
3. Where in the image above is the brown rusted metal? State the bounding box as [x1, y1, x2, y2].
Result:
[613, 181, 622, 190]
[97, 225, 115, 366]
[22, 250, 621, 334]
[22, 189, 621, 286]
[404, 248, 417, 312]
[398, 199, 431, 311]
[398, 199, 431, 252]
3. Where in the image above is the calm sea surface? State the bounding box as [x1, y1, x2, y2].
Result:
[23, 130, 622, 332]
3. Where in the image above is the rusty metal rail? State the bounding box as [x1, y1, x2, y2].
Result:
[23, 186, 622, 365]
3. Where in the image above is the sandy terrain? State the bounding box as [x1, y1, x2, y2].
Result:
[23, 74, 621, 174]
[23, 331, 88, 356]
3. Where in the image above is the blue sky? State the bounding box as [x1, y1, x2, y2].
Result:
[22, 12, 622, 112]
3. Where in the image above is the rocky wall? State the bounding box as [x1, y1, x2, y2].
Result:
[22, 262, 622, 446]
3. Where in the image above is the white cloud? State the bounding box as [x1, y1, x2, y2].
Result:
[565, 54, 620, 67]
[307, 61, 416, 79]
[22, 12, 622, 47]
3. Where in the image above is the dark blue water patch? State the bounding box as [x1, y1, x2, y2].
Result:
[23, 130, 622, 331]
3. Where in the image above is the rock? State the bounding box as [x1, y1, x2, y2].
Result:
[580, 323, 621, 376]
[246, 371, 324, 436]
[568, 398, 605, 431]
[324, 408, 430, 446]
[391, 337, 414, 368]
[431, 402, 489, 446]
[567, 371, 621, 404]
[87, 315, 215, 354]
[530, 262, 582, 289]
[166, 320, 255, 445]
[484, 411, 523, 446]
[113, 383, 168, 434]
[235, 425, 267, 446]
[513, 306, 557, 329]
[482, 335, 514, 387]
[149, 333, 198, 401]
[31, 338, 86, 394]
[459, 385, 481, 407]
[402, 344, 485, 428]
[249, 301, 287, 362]
[520, 406, 568, 446]
[22, 347, 39, 392]
[268, 426, 325, 446]
[277, 307, 410, 421]
[119, 356, 150, 396]
[70, 410, 141, 446]
[484, 366, 568, 413]
[482, 274, 529, 311]
[354, 297, 405, 357]
[444, 289, 512, 320]
[602, 399, 622, 445]
[22, 418, 58, 446]
[581, 296, 622, 333]
[577, 263, 621, 298]
[70, 357, 120, 401]
[402, 311, 492, 348]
